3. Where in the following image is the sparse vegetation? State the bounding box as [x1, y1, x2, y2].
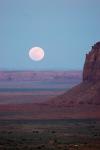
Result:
[0, 119, 100, 150]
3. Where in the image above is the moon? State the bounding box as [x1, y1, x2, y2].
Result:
[29, 47, 45, 61]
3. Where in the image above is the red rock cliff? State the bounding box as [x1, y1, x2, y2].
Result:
[83, 42, 100, 81]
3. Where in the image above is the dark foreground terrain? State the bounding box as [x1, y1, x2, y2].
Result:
[0, 119, 100, 150]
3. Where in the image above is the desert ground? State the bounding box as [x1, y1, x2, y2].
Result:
[0, 119, 100, 150]
[0, 71, 99, 149]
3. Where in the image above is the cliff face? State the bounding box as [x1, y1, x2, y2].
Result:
[46, 42, 100, 107]
[83, 42, 100, 81]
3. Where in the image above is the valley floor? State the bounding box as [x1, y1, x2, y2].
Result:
[0, 119, 100, 150]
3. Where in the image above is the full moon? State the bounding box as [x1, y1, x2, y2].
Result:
[29, 47, 45, 61]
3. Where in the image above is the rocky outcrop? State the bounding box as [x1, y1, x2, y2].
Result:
[46, 42, 100, 108]
[83, 42, 100, 81]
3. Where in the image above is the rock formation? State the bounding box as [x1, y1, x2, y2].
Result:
[83, 42, 100, 81]
[47, 42, 100, 107]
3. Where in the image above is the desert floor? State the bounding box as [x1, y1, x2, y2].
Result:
[0, 119, 100, 150]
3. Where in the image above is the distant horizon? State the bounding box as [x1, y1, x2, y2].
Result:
[0, 69, 82, 72]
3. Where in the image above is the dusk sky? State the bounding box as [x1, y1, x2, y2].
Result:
[0, 0, 100, 70]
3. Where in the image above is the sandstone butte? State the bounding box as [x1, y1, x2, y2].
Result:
[40, 42, 100, 119]
[47, 42, 100, 106]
